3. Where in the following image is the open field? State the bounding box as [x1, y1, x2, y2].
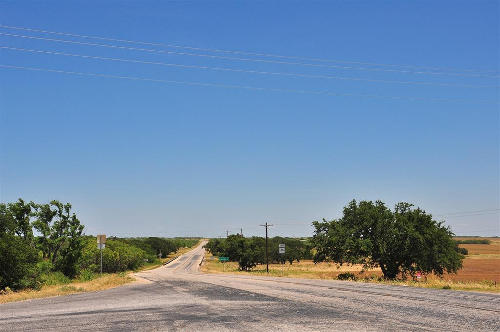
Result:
[202, 237, 500, 292]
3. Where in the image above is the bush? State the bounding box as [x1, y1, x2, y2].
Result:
[456, 247, 469, 255]
[0, 234, 41, 290]
[119, 237, 178, 259]
[41, 271, 71, 286]
[337, 272, 357, 281]
[78, 269, 96, 282]
[454, 239, 491, 245]
[205, 236, 312, 271]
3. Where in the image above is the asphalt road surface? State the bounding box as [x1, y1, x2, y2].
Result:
[1, 241, 499, 331]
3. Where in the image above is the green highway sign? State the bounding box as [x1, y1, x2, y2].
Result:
[219, 257, 229, 262]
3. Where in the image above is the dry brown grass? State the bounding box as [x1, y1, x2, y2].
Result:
[202, 237, 500, 293]
[0, 273, 134, 304]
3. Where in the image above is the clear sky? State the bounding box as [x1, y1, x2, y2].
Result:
[1, 1, 498, 238]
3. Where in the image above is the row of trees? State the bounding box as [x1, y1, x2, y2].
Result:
[205, 235, 312, 270]
[0, 199, 197, 291]
[1, 199, 85, 289]
[206, 200, 465, 280]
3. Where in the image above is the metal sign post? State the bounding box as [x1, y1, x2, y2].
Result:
[219, 257, 229, 272]
[279, 244, 285, 276]
[97, 235, 106, 274]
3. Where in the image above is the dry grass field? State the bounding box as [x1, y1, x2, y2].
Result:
[0, 273, 134, 304]
[202, 237, 500, 293]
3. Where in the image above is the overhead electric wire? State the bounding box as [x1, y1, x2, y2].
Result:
[434, 209, 500, 218]
[0, 64, 495, 104]
[1, 31, 498, 79]
[3, 45, 496, 89]
[1, 23, 497, 75]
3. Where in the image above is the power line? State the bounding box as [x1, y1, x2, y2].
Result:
[1, 64, 495, 104]
[434, 209, 500, 218]
[2, 45, 496, 89]
[1, 31, 498, 79]
[1, 23, 497, 75]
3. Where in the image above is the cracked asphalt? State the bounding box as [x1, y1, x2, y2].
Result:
[1, 241, 499, 331]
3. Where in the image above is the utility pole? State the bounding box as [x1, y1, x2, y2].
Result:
[240, 228, 243, 236]
[226, 230, 229, 238]
[259, 222, 273, 273]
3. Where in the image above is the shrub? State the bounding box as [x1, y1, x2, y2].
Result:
[78, 269, 96, 282]
[337, 272, 357, 281]
[78, 237, 147, 273]
[454, 239, 491, 245]
[41, 271, 71, 286]
[0, 234, 41, 290]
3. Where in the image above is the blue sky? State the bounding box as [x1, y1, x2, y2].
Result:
[1, 1, 498, 237]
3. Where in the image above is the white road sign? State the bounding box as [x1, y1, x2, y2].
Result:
[97, 234, 106, 244]
[279, 244, 285, 254]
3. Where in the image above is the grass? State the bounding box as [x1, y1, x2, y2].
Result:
[0, 273, 133, 304]
[201, 237, 500, 293]
[0, 239, 203, 304]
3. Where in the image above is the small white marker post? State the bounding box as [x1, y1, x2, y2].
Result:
[97, 234, 106, 274]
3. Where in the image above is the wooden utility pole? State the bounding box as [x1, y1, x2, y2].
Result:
[259, 222, 273, 273]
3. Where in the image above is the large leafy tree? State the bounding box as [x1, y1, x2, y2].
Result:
[7, 198, 35, 242]
[32, 200, 85, 277]
[0, 233, 41, 290]
[312, 200, 464, 279]
[0, 202, 40, 290]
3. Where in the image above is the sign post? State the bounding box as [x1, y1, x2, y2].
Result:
[97, 235, 106, 274]
[279, 244, 285, 276]
[219, 256, 229, 271]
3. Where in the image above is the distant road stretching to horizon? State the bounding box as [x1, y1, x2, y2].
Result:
[1, 242, 499, 331]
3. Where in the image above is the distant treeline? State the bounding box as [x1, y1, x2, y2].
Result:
[204, 235, 313, 270]
[454, 239, 491, 245]
[0, 198, 198, 291]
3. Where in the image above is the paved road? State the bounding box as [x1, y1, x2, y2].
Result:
[1, 241, 499, 331]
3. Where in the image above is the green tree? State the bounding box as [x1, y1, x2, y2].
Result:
[0, 203, 16, 235]
[312, 200, 464, 279]
[0, 201, 41, 290]
[32, 201, 85, 277]
[7, 198, 34, 242]
[0, 234, 41, 290]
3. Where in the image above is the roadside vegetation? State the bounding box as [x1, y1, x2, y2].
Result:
[0, 198, 199, 301]
[203, 199, 499, 293]
[205, 235, 313, 270]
